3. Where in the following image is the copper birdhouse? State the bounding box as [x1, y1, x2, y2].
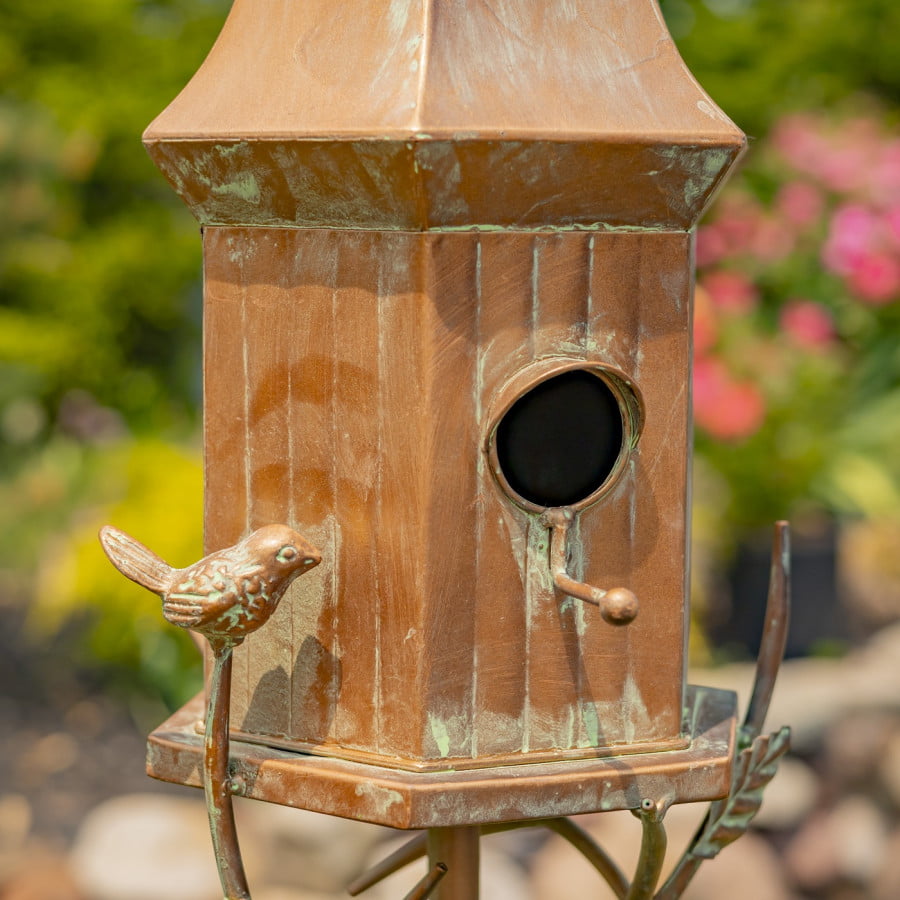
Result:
[101, 2, 792, 898]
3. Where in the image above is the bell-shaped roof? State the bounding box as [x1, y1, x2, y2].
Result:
[145, 0, 745, 230]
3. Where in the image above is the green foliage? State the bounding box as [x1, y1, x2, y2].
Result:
[27, 436, 204, 706]
[690, 109, 900, 535]
[0, 0, 231, 468]
[660, 0, 900, 137]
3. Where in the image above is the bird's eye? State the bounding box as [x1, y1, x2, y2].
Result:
[276, 545, 297, 563]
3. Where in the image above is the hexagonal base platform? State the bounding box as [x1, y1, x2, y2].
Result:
[146, 684, 737, 830]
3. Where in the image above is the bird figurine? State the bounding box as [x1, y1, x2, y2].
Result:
[99, 523, 322, 644]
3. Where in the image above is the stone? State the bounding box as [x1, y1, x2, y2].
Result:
[691, 621, 900, 753]
[872, 828, 900, 900]
[683, 832, 794, 900]
[69, 793, 226, 900]
[876, 726, 900, 809]
[825, 710, 897, 789]
[783, 811, 839, 891]
[2, 848, 83, 900]
[785, 795, 889, 890]
[235, 800, 389, 894]
[253, 889, 340, 900]
[753, 755, 819, 831]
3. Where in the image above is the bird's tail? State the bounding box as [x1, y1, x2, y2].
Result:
[99, 525, 174, 595]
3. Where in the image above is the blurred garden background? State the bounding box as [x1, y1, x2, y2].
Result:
[2, 1, 900, 898]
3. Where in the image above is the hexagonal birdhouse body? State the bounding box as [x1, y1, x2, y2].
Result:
[145, 0, 745, 824]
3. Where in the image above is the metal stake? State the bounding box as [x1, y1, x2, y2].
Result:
[426, 827, 480, 900]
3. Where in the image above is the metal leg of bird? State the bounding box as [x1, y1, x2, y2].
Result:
[426, 827, 480, 900]
[206, 639, 252, 900]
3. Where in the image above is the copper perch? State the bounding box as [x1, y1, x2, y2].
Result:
[99, 524, 321, 900]
[541, 506, 639, 625]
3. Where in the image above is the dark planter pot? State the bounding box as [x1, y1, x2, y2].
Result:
[709, 523, 855, 659]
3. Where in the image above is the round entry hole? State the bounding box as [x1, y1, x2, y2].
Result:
[494, 369, 626, 509]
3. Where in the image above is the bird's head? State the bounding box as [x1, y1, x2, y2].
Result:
[248, 524, 322, 581]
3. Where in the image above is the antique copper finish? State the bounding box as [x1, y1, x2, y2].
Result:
[541, 506, 639, 625]
[198, 226, 698, 770]
[147, 683, 736, 829]
[104, 1, 794, 897]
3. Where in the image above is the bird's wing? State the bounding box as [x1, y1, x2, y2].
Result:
[99, 526, 174, 594]
[163, 586, 239, 629]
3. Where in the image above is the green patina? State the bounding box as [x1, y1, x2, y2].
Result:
[428, 713, 452, 758]
[211, 171, 261, 204]
[621, 673, 650, 744]
[353, 782, 404, 819]
[580, 700, 602, 748]
[215, 141, 251, 158]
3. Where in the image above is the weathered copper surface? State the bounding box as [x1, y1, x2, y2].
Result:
[143, 1, 744, 231]
[203, 227, 696, 771]
[147, 683, 735, 829]
[426, 829, 479, 900]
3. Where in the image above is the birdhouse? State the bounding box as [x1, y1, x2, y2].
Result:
[120, 2, 792, 897]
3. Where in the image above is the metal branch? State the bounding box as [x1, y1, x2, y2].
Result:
[347, 817, 628, 899]
[654, 521, 792, 900]
[626, 799, 669, 900]
[744, 521, 791, 740]
[347, 833, 428, 896]
[206, 639, 251, 900]
[403, 863, 448, 900]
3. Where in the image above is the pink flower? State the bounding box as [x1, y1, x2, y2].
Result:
[693, 357, 766, 441]
[847, 252, 900, 304]
[780, 299, 834, 349]
[776, 182, 824, 228]
[750, 218, 796, 262]
[822, 204, 880, 275]
[872, 141, 900, 205]
[696, 225, 729, 267]
[716, 205, 761, 256]
[817, 145, 869, 194]
[692, 285, 717, 354]
[884, 206, 900, 248]
[771, 115, 829, 177]
[700, 270, 759, 314]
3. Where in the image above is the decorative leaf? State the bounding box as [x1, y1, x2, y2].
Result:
[691, 727, 790, 860]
